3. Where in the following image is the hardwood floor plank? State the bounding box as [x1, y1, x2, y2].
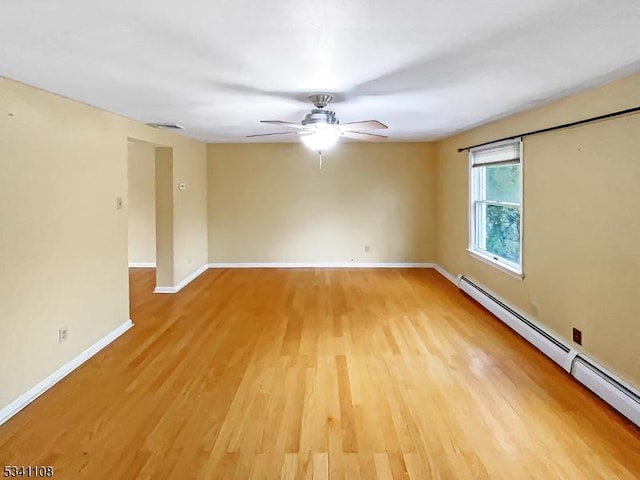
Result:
[0, 268, 639, 479]
[373, 453, 393, 480]
[335, 355, 358, 454]
[313, 452, 329, 480]
[280, 453, 298, 480]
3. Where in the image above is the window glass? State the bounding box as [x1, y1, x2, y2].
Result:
[477, 204, 520, 263]
[485, 164, 520, 203]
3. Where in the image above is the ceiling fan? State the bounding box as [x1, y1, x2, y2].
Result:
[247, 94, 388, 165]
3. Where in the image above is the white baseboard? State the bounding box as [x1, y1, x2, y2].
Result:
[153, 286, 177, 294]
[208, 262, 435, 269]
[432, 264, 458, 285]
[153, 264, 208, 294]
[0, 319, 133, 427]
[128, 262, 156, 268]
[157, 263, 454, 292]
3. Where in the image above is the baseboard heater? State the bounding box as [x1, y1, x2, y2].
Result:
[458, 275, 573, 370]
[458, 274, 640, 428]
[571, 356, 640, 427]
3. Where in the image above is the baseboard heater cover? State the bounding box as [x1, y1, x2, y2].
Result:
[458, 274, 639, 428]
[572, 357, 640, 427]
[458, 275, 573, 371]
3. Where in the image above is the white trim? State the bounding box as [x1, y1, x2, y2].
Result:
[468, 138, 524, 276]
[432, 264, 458, 285]
[153, 264, 208, 294]
[0, 319, 133, 427]
[466, 249, 524, 279]
[128, 262, 156, 268]
[207, 262, 435, 269]
[153, 286, 177, 294]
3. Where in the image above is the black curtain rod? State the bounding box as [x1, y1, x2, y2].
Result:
[457, 105, 640, 152]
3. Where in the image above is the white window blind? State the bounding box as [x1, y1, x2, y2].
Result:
[471, 139, 521, 166]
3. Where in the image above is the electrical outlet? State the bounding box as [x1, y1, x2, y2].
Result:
[116, 197, 123, 210]
[572, 328, 582, 345]
[58, 328, 68, 344]
[364, 245, 370, 252]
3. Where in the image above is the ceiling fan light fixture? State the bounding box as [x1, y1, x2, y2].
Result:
[248, 94, 388, 147]
[300, 128, 340, 151]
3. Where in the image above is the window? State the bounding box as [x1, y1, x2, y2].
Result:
[469, 139, 522, 275]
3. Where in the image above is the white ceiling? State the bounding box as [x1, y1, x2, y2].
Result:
[2, 1, 640, 143]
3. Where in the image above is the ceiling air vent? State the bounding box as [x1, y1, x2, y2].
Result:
[147, 123, 184, 130]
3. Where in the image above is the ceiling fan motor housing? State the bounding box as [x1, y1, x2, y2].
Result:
[302, 109, 339, 126]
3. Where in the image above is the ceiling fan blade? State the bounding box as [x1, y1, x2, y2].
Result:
[260, 120, 306, 129]
[342, 131, 388, 142]
[246, 132, 296, 138]
[338, 120, 388, 131]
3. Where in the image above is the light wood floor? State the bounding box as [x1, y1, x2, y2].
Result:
[1, 268, 639, 479]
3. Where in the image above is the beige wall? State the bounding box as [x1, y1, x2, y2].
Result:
[127, 141, 156, 264]
[435, 72, 640, 389]
[3, 65, 639, 417]
[0, 77, 207, 412]
[172, 141, 208, 282]
[155, 147, 175, 288]
[208, 143, 436, 264]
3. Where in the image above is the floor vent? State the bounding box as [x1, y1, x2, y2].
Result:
[458, 275, 573, 371]
[458, 274, 640, 428]
[572, 357, 640, 427]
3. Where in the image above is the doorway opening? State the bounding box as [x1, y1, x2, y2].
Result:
[127, 139, 174, 316]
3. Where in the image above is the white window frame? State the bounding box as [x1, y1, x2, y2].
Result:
[468, 138, 523, 277]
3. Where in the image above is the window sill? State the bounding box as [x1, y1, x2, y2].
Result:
[466, 249, 524, 280]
